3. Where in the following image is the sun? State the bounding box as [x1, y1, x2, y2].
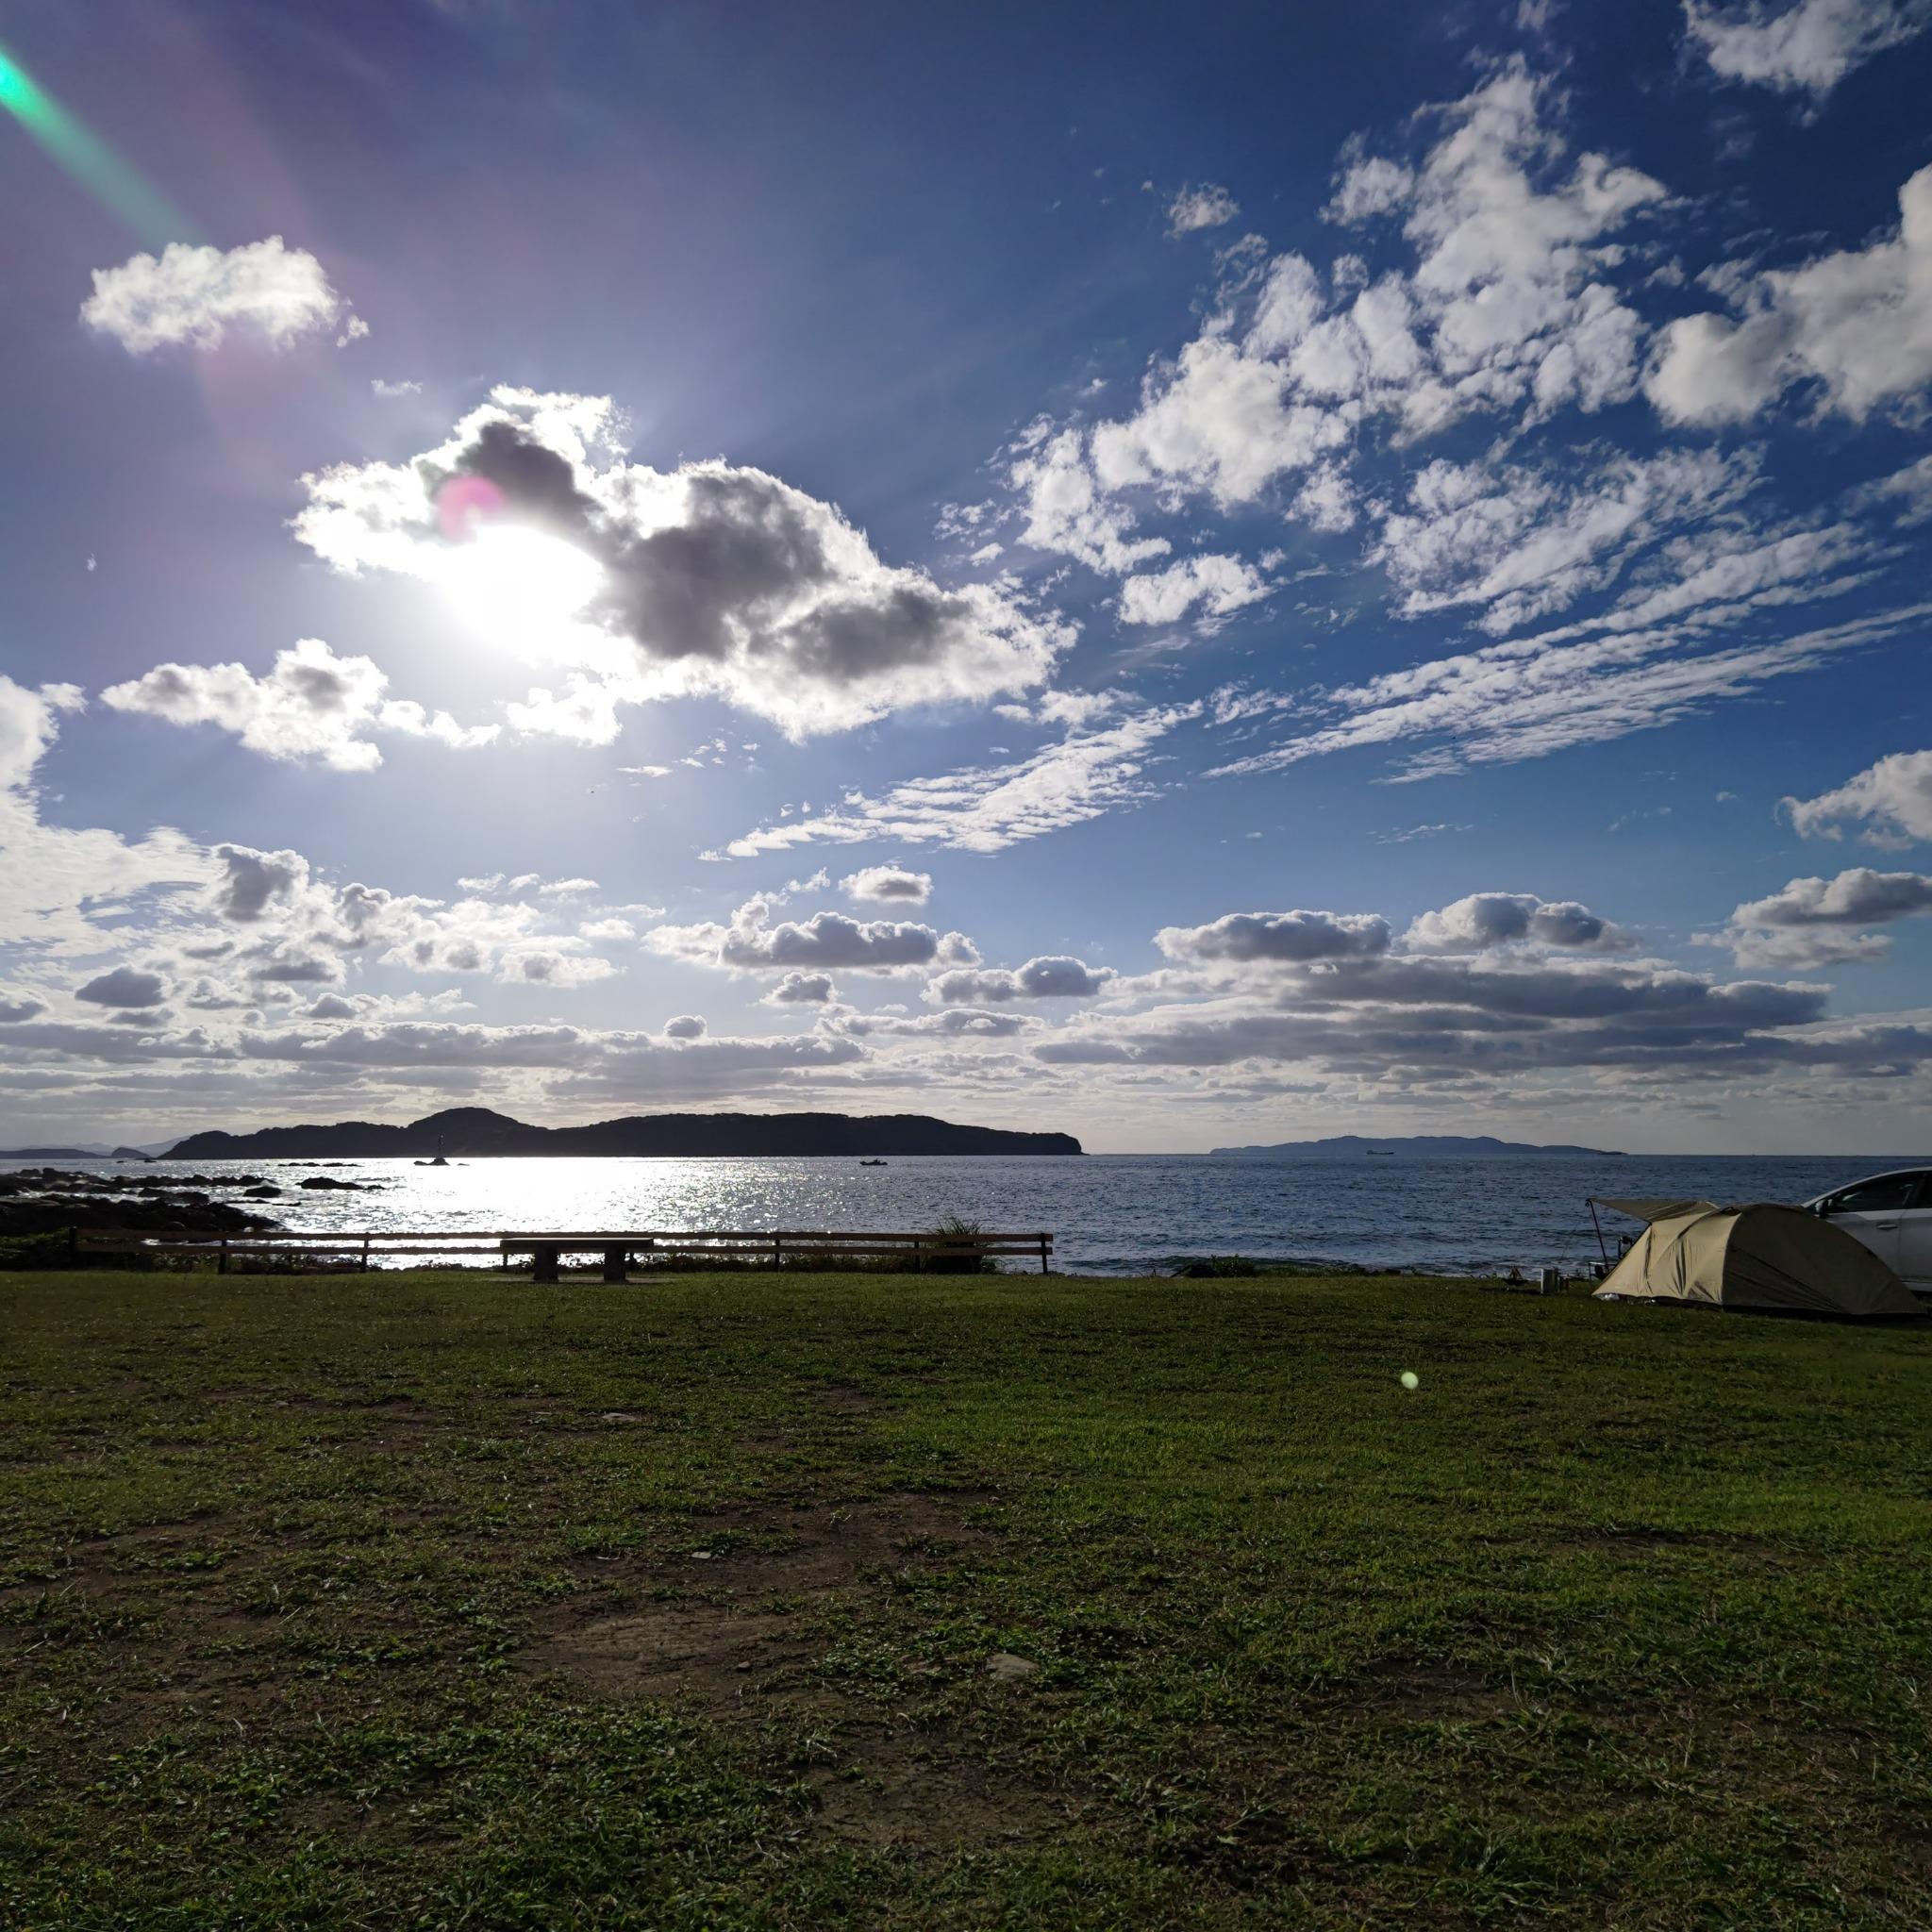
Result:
[429, 524, 605, 658]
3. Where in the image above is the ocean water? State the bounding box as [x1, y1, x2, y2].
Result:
[9, 1151, 1918, 1274]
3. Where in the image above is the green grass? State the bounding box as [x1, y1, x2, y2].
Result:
[2, 1268, 1928, 1928]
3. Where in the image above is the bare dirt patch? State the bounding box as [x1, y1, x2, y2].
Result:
[527, 1488, 1041, 1848]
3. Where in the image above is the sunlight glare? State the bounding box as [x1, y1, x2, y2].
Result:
[432, 524, 605, 654]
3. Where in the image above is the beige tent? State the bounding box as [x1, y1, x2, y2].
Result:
[1593, 1199, 1922, 1320]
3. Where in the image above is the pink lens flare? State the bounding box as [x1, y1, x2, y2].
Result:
[436, 473, 507, 541]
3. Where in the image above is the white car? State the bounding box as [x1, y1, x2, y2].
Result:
[1806, 1169, 1932, 1291]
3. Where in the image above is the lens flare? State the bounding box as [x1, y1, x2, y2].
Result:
[436, 473, 508, 541]
[0, 38, 194, 245]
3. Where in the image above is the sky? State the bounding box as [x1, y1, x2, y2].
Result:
[1, 0, 1930, 1155]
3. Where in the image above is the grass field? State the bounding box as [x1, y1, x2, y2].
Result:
[3, 1267, 1929, 1928]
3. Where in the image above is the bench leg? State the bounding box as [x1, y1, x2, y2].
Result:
[532, 1243, 560, 1285]
[602, 1245, 627, 1284]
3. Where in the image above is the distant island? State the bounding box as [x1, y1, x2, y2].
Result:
[167, 1106, 1083, 1160]
[1210, 1134, 1626, 1159]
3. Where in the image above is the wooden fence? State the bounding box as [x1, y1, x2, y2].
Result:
[72, 1226, 1056, 1277]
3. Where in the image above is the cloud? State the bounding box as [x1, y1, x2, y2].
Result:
[1733, 867, 1932, 926]
[761, 971, 837, 1005]
[1404, 891, 1624, 953]
[1713, 867, 1932, 966]
[1373, 447, 1757, 636]
[101, 640, 498, 772]
[1009, 63, 1670, 608]
[1117, 553, 1274, 626]
[718, 704, 1198, 858]
[1167, 183, 1241, 236]
[1682, 0, 1931, 100]
[1783, 747, 1932, 846]
[1207, 604, 1927, 782]
[295, 388, 1066, 738]
[663, 1014, 707, 1039]
[1645, 165, 1932, 424]
[458, 873, 601, 898]
[0, 675, 211, 954]
[81, 237, 357, 355]
[75, 966, 168, 1009]
[1863, 454, 1932, 526]
[208, 844, 309, 923]
[0, 675, 85, 790]
[372, 377, 422, 397]
[646, 896, 961, 974]
[926, 956, 1117, 1003]
[1157, 909, 1392, 963]
[841, 865, 933, 904]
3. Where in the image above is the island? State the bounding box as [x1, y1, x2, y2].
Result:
[1210, 1133, 1625, 1159]
[167, 1106, 1083, 1159]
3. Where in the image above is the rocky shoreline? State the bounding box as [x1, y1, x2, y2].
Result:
[0, 1167, 286, 1239]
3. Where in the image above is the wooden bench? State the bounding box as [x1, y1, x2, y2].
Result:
[71, 1227, 1056, 1276]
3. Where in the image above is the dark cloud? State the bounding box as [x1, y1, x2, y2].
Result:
[75, 966, 168, 1008]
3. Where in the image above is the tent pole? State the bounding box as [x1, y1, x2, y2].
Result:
[1588, 1199, 1608, 1271]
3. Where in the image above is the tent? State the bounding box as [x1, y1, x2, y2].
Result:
[1592, 1199, 1922, 1320]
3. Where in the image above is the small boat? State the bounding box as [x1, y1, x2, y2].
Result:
[415, 1138, 451, 1168]
[858, 1158, 888, 1167]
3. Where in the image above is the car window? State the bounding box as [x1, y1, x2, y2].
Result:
[1829, 1174, 1921, 1213]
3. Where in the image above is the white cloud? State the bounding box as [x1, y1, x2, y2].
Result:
[1373, 447, 1755, 636]
[646, 896, 957, 974]
[663, 1013, 707, 1039]
[1683, 0, 1931, 99]
[926, 956, 1117, 1003]
[1167, 183, 1241, 236]
[1324, 156, 1415, 225]
[372, 377, 422, 397]
[1710, 867, 1932, 965]
[1645, 165, 1932, 423]
[1010, 63, 1669, 601]
[1009, 425, 1172, 574]
[296, 387, 1067, 739]
[1864, 453, 1932, 525]
[718, 705, 1198, 858]
[81, 237, 355, 354]
[1403, 891, 1624, 953]
[1783, 748, 1932, 846]
[841, 865, 933, 904]
[762, 971, 837, 1005]
[1117, 553, 1274, 626]
[100, 639, 498, 772]
[1157, 909, 1392, 963]
[0, 676, 211, 953]
[1208, 604, 1927, 782]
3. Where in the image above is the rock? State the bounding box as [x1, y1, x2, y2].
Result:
[297, 1175, 380, 1191]
[241, 1185, 282, 1199]
[985, 1652, 1039, 1681]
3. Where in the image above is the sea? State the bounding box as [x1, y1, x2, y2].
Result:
[8, 1151, 1920, 1275]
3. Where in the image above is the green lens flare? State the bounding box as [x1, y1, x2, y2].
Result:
[0, 38, 197, 246]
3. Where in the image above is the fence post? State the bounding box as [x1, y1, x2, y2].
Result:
[914, 1238, 924, 1272]
[774, 1233, 783, 1271]
[361, 1234, 372, 1272]
[1040, 1235, 1050, 1275]
[218, 1238, 229, 1276]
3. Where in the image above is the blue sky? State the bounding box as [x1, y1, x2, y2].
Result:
[2, 0, 1929, 1152]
